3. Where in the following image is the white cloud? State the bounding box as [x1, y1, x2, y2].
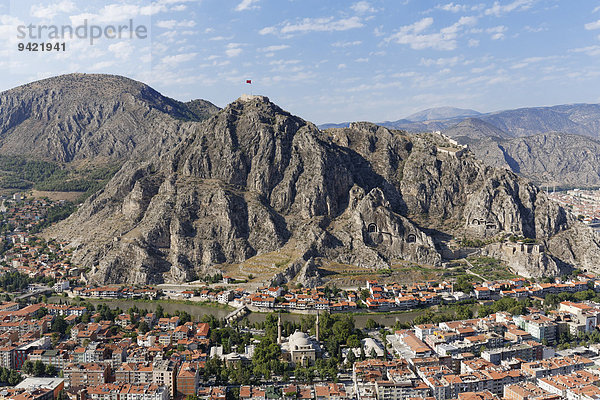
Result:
[235, 0, 260, 12]
[337, 63, 347, 69]
[209, 35, 234, 41]
[437, 3, 467, 12]
[485, 0, 536, 17]
[524, 25, 547, 33]
[594, 5, 600, 13]
[470, 64, 494, 73]
[226, 48, 242, 57]
[269, 59, 300, 66]
[510, 56, 557, 69]
[161, 53, 197, 66]
[260, 16, 364, 36]
[332, 40, 362, 47]
[225, 43, 243, 57]
[420, 56, 462, 67]
[437, 3, 485, 13]
[108, 41, 134, 59]
[258, 26, 277, 35]
[385, 16, 477, 51]
[351, 1, 376, 14]
[486, 25, 507, 40]
[156, 19, 196, 29]
[69, 1, 181, 25]
[259, 45, 289, 52]
[90, 60, 115, 69]
[571, 45, 600, 56]
[31, 1, 76, 19]
[585, 20, 600, 30]
[468, 38, 480, 47]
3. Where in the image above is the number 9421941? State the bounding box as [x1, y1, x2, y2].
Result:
[18, 42, 66, 51]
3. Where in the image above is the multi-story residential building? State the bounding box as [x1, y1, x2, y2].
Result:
[86, 383, 168, 400]
[239, 386, 266, 400]
[152, 360, 177, 398]
[0, 345, 15, 369]
[27, 349, 70, 370]
[537, 370, 600, 398]
[197, 386, 226, 400]
[514, 314, 558, 344]
[176, 362, 199, 397]
[115, 363, 154, 385]
[314, 383, 348, 400]
[63, 363, 110, 388]
[504, 382, 559, 400]
[521, 356, 594, 379]
[374, 380, 431, 400]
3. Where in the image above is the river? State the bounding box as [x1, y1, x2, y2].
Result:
[49, 297, 425, 329]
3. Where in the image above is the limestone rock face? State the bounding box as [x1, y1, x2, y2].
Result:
[45, 97, 600, 285]
[464, 133, 600, 188]
[462, 170, 570, 239]
[480, 242, 564, 279]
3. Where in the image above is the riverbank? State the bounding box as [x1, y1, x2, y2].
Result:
[49, 296, 426, 328]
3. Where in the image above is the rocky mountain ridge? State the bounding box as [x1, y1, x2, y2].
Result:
[464, 132, 600, 187]
[379, 103, 600, 138]
[321, 103, 600, 187]
[0, 73, 219, 164]
[43, 91, 600, 284]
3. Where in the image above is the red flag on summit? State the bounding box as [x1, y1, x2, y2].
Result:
[246, 79, 252, 84]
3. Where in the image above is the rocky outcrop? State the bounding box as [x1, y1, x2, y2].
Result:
[47, 97, 442, 284]
[44, 90, 600, 285]
[464, 133, 600, 187]
[480, 242, 564, 279]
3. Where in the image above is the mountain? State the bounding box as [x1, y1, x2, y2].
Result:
[443, 118, 510, 141]
[320, 103, 600, 138]
[0, 73, 219, 164]
[362, 104, 600, 188]
[466, 133, 600, 187]
[405, 107, 481, 122]
[318, 122, 351, 129]
[318, 107, 481, 130]
[377, 119, 450, 132]
[478, 104, 600, 138]
[44, 92, 600, 285]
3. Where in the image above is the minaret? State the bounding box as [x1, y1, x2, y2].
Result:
[316, 312, 320, 342]
[277, 312, 282, 344]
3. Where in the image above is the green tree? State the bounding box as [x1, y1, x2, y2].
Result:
[347, 350, 356, 365]
[346, 334, 361, 348]
[22, 360, 34, 375]
[454, 275, 474, 293]
[138, 321, 149, 334]
[51, 316, 67, 333]
[45, 364, 57, 377]
[33, 360, 46, 377]
[365, 318, 379, 330]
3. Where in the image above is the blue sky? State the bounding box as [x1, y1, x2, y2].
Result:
[1, 0, 600, 124]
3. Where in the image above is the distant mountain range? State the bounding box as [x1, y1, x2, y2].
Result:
[404, 107, 481, 122]
[320, 104, 600, 187]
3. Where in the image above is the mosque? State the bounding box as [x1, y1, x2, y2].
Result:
[278, 313, 323, 367]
